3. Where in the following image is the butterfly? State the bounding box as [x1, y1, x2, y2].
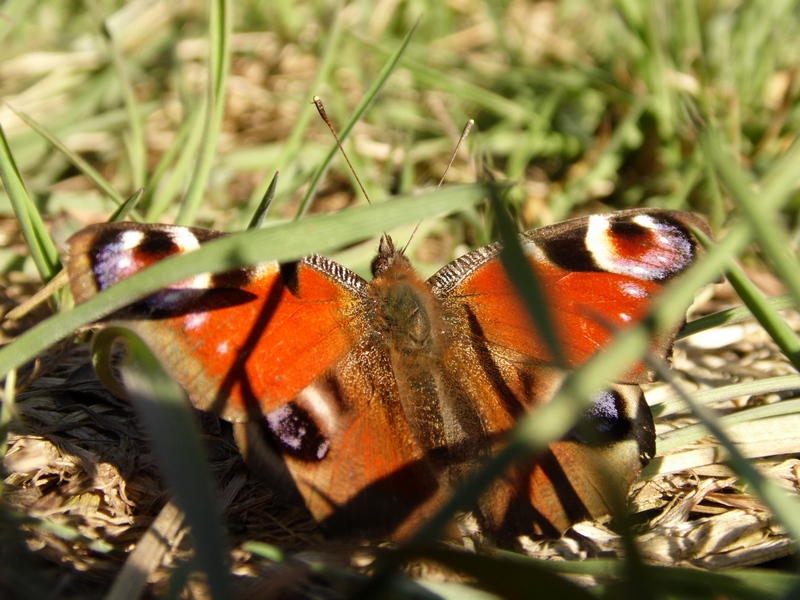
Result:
[66, 208, 709, 541]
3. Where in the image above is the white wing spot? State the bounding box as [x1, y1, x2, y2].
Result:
[117, 229, 146, 250]
[523, 241, 547, 262]
[317, 440, 331, 460]
[298, 381, 337, 434]
[620, 282, 647, 298]
[168, 228, 201, 252]
[632, 214, 659, 230]
[185, 313, 208, 331]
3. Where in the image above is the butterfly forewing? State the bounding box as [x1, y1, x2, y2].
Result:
[430, 208, 710, 383]
[68, 224, 366, 422]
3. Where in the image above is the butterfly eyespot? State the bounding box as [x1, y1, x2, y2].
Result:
[568, 389, 628, 446]
[265, 403, 330, 461]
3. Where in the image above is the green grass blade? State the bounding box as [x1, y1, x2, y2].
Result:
[8, 106, 132, 213]
[408, 546, 595, 600]
[0, 369, 16, 475]
[294, 18, 421, 217]
[0, 122, 60, 281]
[724, 257, 800, 370]
[0, 183, 488, 382]
[105, 328, 230, 599]
[109, 188, 144, 223]
[96, 9, 147, 189]
[702, 128, 800, 304]
[176, 0, 231, 225]
[145, 102, 207, 222]
[652, 374, 800, 419]
[247, 171, 278, 230]
[656, 397, 800, 454]
[679, 294, 797, 338]
[492, 193, 565, 366]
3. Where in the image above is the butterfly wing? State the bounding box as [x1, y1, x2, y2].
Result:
[68, 223, 366, 422]
[233, 343, 448, 540]
[430, 208, 710, 383]
[68, 223, 447, 539]
[429, 208, 708, 536]
[67, 208, 707, 541]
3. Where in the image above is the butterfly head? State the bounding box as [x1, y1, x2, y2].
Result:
[371, 235, 411, 278]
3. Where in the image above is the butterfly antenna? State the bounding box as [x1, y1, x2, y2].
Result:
[436, 119, 474, 190]
[402, 119, 475, 254]
[313, 96, 372, 205]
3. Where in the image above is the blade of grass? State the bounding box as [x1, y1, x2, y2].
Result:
[0, 183, 489, 382]
[247, 171, 278, 229]
[679, 294, 797, 339]
[106, 501, 186, 600]
[95, 4, 147, 189]
[145, 101, 207, 222]
[723, 253, 800, 370]
[492, 192, 565, 366]
[656, 397, 800, 454]
[702, 128, 800, 305]
[0, 121, 60, 281]
[176, 0, 231, 225]
[8, 106, 135, 216]
[110, 188, 144, 223]
[652, 374, 800, 419]
[294, 17, 421, 217]
[408, 546, 595, 600]
[0, 369, 16, 480]
[106, 328, 230, 599]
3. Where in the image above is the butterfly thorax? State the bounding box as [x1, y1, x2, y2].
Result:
[368, 236, 446, 357]
[366, 237, 456, 464]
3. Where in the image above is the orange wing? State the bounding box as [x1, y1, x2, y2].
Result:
[428, 209, 707, 537]
[68, 223, 451, 540]
[68, 224, 364, 422]
[431, 208, 710, 383]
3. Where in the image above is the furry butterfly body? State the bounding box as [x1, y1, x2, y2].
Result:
[67, 208, 709, 541]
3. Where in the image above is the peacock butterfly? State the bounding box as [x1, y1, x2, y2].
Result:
[66, 208, 709, 541]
